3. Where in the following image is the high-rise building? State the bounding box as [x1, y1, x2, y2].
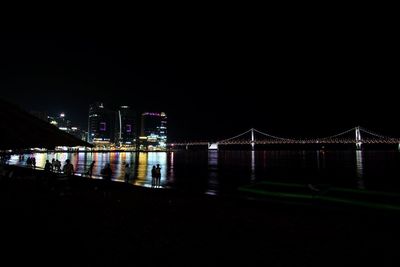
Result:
[88, 102, 117, 146]
[55, 113, 71, 131]
[48, 113, 87, 142]
[117, 106, 136, 146]
[139, 112, 167, 151]
[70, 127, 87, 141]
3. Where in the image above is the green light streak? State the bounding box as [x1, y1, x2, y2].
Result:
[256, 181, 400, 198]
[239, 186, 400, 211]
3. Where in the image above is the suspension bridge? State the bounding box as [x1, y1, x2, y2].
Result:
[169, 126, 400, 150]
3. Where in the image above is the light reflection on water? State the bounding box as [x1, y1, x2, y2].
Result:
[250, 150, 255, 181]
[356, 150, 365, 189]
[10, 152, 168, 188]
[135, 152, 167, 187]
[207, 150, 219, 195]
[8, 150, 400, 193]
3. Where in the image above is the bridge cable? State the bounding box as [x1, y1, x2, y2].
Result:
[359, 127, 396, 140]
[217, 129, 253, 143]
[252, 128, 296, 141]
[318, 127, 356, 140]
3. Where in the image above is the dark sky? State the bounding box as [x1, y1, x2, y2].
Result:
[1, 18, 399, 141]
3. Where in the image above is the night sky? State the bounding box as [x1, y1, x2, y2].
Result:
[1, 21, 398, 141]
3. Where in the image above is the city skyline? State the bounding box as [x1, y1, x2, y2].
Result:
[1, 14, 400, 267]
[30, 103, 168, 150]
[1, 27, 399, 141]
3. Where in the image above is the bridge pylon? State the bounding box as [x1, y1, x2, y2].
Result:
[355, 126, 362, 150]
[208, 142, 218, 150]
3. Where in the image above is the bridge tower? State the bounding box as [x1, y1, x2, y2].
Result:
[251, 128, 255, 150]
[355, 126, 362, 150]
[208, 142, 218, 150]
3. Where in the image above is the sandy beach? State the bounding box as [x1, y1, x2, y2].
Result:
[1, 165, 399, 266]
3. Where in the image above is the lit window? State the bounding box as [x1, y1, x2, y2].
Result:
[100, 122, 107, 131]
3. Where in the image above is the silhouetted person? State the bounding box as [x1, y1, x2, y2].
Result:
[101, 163, 112, 181]
[32, 157, 36, 169]
[155, 164, 161, 187]
[55, 160, 61, 173]
[63, 159, 74, 176]
[26, 157, 32, 167]
[44, 160, 52, 172]
[0, 153, 10, 164]
[51, 159, 55, 171]
[151, 166, 157, 187]
[88, 161, 95, 178]
[44, 160, 53, 188]
[124, 163, 130, 182]
[100, 163, 112, 198]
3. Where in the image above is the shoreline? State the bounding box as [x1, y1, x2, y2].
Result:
[4, 164, 400, 213]
[1, 164, 400, 266]
[10, 150, 171, 153]
[5, 147, 400, 154]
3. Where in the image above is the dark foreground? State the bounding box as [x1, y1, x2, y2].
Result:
[1, 166, 400, 266]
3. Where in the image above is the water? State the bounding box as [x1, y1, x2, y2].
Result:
[8, 150, 400, 194]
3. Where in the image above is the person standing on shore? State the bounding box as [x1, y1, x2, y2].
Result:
[63, 159, 74, 176]
[155, 164, 161, 187]
[32, 157, 36, 169]
[124, 163, 130, 182]
[151, 166, 157, 187]
[26, 157, 32, 167]
[44, 160, 52, 173]
[100, 163, 113, 198]
[88, 161, 95, 178]
[101, 163, 112, 181]
[55, 160, 61, 173]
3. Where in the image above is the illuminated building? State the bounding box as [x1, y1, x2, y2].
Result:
[55, 112, 71, 130]
[139, 112, 167, 151]
[88, 102, 117, 146]
[117, 106, 136, 147]
[48, 113, 87, 141]
[69, 127, 87, 141]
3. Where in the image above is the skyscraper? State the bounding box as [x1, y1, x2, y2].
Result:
[88, 102, 117, 146]
[55, 113, 71, 131]
[117, 106, 136, 147]
[139, 112, 167, 151]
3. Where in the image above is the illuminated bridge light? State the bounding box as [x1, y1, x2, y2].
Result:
[169, 127, 400, 148]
